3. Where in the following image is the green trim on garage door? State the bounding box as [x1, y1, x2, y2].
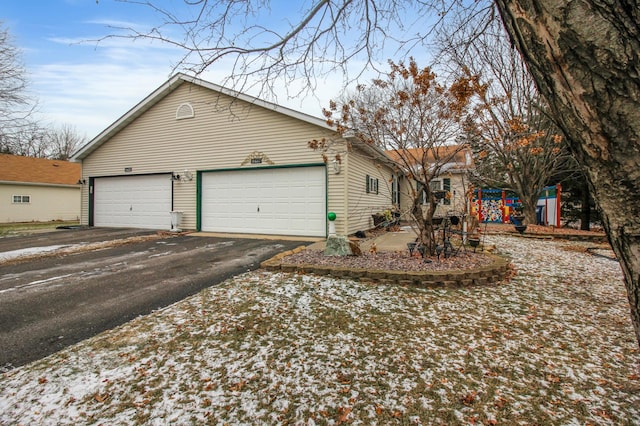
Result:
[197, 164, 327, 236]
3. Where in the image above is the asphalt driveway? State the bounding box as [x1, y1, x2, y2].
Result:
[0, 227, 309, 370]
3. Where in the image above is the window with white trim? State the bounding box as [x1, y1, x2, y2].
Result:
[430, 180, 442, 191]
[365, 175, 379, 194]
[12, 195, 30, 204]
[418, 178, 451, 205]
[391, 175, 400, 205]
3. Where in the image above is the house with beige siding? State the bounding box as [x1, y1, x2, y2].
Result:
[71, 73, 398, 237]
[0, 154, 81, 223]
[387, 146, 474, 219]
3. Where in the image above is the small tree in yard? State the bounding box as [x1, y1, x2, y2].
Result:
[463, 109, 573, 225]
[319, 58, 472, 255]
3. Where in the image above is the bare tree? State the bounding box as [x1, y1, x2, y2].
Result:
[111, 0, 640, 346]
[0, 25, 83, 161]
[441, 19, 575, 224]
[0, 120, 85, 160]
[315, 58, 472, 255]
[4, 121, 49, 158]
[101, 1, 487, 97]
[46, 123, 86, 160]
[0, 23, 37, 152]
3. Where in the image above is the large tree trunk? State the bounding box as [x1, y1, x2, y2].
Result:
[494, 1, 640, 346]
[518, 189, 540, 225]
[411, 195, 438, 256]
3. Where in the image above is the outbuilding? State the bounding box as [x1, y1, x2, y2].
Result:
[72, 73, 398, 237]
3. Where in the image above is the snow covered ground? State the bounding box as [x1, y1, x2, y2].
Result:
[0, 244, 76, 262]
[1, 235, 638, 425]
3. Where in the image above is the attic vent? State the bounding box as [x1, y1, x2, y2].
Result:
[176, 103, 195, 120]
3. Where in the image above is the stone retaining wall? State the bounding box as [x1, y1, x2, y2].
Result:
[261, 249, 511, 289]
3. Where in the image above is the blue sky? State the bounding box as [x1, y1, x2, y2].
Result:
[0, 1, 433, 140]
[0, 1, 353, 139]
[0, 1, 191, 138]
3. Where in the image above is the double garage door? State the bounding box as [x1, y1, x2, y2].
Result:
[92, 166, 326, 236]
[93, 174, 172, 230]
[201, 166, 326, 237]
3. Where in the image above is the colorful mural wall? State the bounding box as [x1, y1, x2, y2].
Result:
[472, 184, 562, 225]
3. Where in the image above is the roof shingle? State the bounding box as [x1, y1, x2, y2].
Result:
[385, 145, 472, 167]
[0, 154, 81, 186]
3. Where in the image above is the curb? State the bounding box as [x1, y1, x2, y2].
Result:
[261, 251, 511, 289]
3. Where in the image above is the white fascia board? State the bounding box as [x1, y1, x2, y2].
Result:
[71, 73, 334, 161]
[71, 74, 186, 161]
[180, 74, 333, 130]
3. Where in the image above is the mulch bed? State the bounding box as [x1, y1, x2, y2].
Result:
[281, 249, 495, 272]
[280, 223, 608, 273]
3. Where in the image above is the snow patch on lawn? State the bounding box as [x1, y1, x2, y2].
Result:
[1, 235, 638, 425]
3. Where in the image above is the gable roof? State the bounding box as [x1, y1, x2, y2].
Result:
[71, 73, 341, 161]
[386, 145, 473, 170]
[0, 154, 81, 186]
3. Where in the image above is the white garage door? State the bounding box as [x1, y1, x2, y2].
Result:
[201, 166, 326, 237]
[93, 174, 172, 230]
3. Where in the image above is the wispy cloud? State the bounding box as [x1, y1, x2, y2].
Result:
[83, 18, 147, 29]
[32, 60, 172, 138]
[30, 27, 186, 137]
[31, 22, 378, 139]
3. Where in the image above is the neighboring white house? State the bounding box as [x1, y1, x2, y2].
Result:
[0, 154, 81, 223]
[71, 73, 398, 237]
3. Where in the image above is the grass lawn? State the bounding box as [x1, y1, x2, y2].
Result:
[1, 235, 638, 425]
[0, 220, 80, 237]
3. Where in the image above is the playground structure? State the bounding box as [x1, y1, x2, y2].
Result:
[473, 184, 562, 226]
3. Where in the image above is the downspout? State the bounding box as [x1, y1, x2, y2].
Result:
[342, 152, 349, 235]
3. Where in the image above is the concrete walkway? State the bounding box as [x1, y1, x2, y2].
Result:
[307, 226, 418, 253]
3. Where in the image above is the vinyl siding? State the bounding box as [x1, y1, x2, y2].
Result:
[398, 172, 470, 219]
[1, 183, 80, 223]
[433, 173, 469, 216]
[80, 82, 339, 230]
[345, 149, 394, 234]
[326, 154, 348, 235]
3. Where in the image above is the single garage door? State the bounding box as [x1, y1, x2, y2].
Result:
[201, 166, 326, 237]
[93, 174, 172, 229]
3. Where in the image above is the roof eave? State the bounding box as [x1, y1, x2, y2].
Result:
[0, 180, 81, 188]
[71, 73, 334, 161]
[347, 137, 398, 170]
[71, 74, 186, 161]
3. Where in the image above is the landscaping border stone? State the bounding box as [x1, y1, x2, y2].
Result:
[261, 250, 511, 289]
